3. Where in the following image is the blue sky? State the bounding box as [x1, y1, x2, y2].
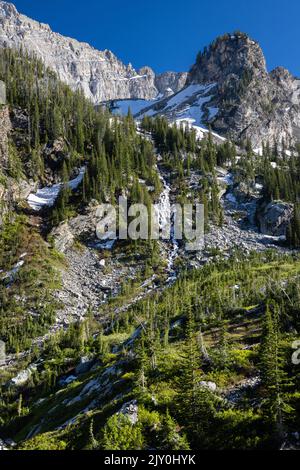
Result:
[11, 0, 300, 76]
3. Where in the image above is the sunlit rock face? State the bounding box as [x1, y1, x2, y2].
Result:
[135, 33, 300, 147]
[187, 32, 300, 147]
[0, 2, 186, 103]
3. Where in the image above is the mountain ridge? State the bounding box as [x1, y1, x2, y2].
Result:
[1, 2, 300, 146]
[0, 1, 187, 103]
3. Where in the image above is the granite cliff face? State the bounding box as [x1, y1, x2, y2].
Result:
[0, 1, 185, 103]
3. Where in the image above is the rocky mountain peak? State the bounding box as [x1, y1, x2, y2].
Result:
[0, 1, 17, 18]
[270, 66, 293, 80]
[189, 32, 267, 85]
[134, 31, 300, 148]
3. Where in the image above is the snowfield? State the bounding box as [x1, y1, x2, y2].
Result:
[113, 83, 226, 143]
[27, 168, 85, 211]
[111, 99, 157, 116]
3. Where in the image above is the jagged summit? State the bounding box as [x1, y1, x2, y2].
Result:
[131, 32, 300, 147]
[0, 1, 186, 103]
[188, 32, 267, 85]
[0, 0, 17, 17]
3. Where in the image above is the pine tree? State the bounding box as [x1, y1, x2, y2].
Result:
[177, 303, 201, 424]
[287, 203, 300, 248]
[135, 334, 148, 396]
[87, 418, 98, 450]
[259, 302, 294, 444]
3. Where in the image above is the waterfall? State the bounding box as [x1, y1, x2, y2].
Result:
[155, 174, 179, 281]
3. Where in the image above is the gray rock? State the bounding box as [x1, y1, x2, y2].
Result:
[118, 400, 138, 425]
[75, 356, 93, 375]
[135, 32, 300, 147]
[9, 364, 37, 387]
[50, 222, 74, 253]
[0, 2, 185, 104]
[258, 201, 293, 236]
[155, 71, 188, 97]
[0, 105, 11, 170]
[59, 375, 77, 386]
[188, 33, 300, 147]
[199, 381, 217, 392]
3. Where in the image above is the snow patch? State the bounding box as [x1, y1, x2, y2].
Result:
[27, 167, 85, 211]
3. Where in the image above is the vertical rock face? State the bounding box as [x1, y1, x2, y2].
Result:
[0, 1, 186, 104]
[155, 71, 188, 97]
[0, 104, 12, 224]
[188, 33, 267, 84]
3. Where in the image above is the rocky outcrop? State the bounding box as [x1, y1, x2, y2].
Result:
[9, 364, 37, 387]
[258, 201, 293, 236]
[118, 400, 138, 425]
[188, 33, 300, 147]
[0, 2, 185, 104]
[0, 105, 36, 221]
[137, 32, 300, 147]
[50, 200, 114, 253]
[50, 222, 75, 253]
[189, 32, 266, 84]
[155, 71, 188, 97]
[75, 356, 94, 375]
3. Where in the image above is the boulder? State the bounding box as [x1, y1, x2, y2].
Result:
[199, 381, 217, 392]
[9, 364, 37, 387]
[50, 222, 74, 253]
[118, 400, 138, 425]
[75, 356, 94, 375]
[258, 201, 293, 236]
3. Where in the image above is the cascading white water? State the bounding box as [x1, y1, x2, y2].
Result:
[155, 175, 179, 280]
